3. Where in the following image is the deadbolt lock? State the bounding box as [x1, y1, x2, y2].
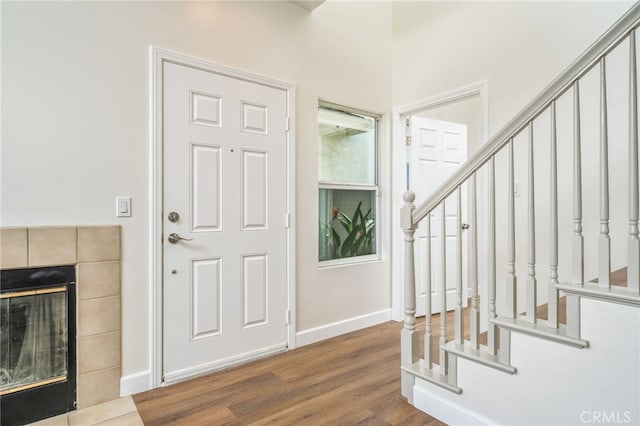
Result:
[168, 211, 180, 223]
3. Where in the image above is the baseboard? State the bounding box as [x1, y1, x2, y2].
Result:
[413, 381, 494, 426]
[295, 308, 392, 347]
[162, 344, 287, 385]
[120, 370, 151, 396]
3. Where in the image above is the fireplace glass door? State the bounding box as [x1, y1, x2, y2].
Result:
[0, 265, 76, 426]
[1, 288, 68, 394]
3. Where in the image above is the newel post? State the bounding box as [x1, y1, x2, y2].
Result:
[400, 191, 419, 402]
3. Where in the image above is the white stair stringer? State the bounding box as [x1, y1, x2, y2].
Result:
[412, 299, 640, 426]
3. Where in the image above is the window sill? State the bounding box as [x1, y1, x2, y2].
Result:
[318, 254, 381, 270]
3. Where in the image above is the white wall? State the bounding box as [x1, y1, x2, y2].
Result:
[392, 1, 634, 133]
[1, 1, 392, 390]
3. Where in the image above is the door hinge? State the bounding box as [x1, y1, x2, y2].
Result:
[286, 309, 291, 325]
[285, 117, 290, 132]
[285, 213, 290, 229]
[405, 116, 412, 146]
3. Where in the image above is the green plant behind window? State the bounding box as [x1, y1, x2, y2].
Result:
[320, 201, 375, 261]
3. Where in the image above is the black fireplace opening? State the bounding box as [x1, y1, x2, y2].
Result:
[0, 266, 77, 425]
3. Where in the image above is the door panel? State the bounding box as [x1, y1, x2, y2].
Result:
[411, 116, 467, 316]
[242, 254, 268, 328]
[191, 257, 222, 339]
[191, 144, 222, 231]
[162, 62, 288, 382]
[242, 150, 268, 229]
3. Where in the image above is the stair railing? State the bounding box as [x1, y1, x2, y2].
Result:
[401, 2, 640, 400]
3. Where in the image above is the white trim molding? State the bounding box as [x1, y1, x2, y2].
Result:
[149, 46, 297, 388]
[391, 81, 489, 322]
[395, 81, 489, 122]
[163, 344, 287, 385]
[413, 379, 494, 426]
[295, 309, 392, 347]
[120, 370, 152, 397]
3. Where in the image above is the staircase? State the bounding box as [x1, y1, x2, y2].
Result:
[400, 4, 640, 425]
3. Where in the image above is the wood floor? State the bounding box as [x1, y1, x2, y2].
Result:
[134, 269, 629, 425]
[133, 321, 445, 426]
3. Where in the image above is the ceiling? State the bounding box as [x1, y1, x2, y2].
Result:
[289, 1, 325, 12]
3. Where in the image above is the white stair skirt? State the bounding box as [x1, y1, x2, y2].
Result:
[412, 300, 640, 426]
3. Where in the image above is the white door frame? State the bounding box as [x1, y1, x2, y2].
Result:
[391, 81, 489, 322]
[150, 46, 297, 388]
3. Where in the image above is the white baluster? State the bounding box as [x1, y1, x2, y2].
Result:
[549, 101, 560, 329]
[506, 139, 517, 319]
[424, 212, 433, 369]
[455, 186, 464, 346]
[440, 201, 448, 375]
[568, 81, 583, 338]
[447, 353, 458, 387]
[599, 56, 612, 288]
[400, 191, 418, 400]
[488, 157, 497, 355]
[527, 121, 538, 323]
[629, 30, 640, 294]
[469, 173, 480, 351]
[501, 140, 516, 364]
[572, 81, 584, 284]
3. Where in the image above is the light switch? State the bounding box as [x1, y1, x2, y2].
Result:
[116, 197, 131, 217]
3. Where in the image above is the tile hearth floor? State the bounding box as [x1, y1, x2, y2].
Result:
[28, 397, 143, 426]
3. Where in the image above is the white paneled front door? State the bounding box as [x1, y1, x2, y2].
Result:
[410, 116, 468, 316]
[162, 62, 289, 383]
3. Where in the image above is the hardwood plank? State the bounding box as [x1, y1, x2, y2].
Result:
[228, 348, 400, 423]
[133, 321, 443, 425]
[368, 389, 442, 425]
[248, 357, 399, 425]
[166, 407, 240, 426]
[135, 372, 286, 425]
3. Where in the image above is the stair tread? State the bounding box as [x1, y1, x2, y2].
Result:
[588, 267, 628, 287]
[556, 281, 640, 307]
[444, 341, 517, 374]
[492, 316, 589, 348]
[531, 267, 631, 324]
[402, 361, 462, 394]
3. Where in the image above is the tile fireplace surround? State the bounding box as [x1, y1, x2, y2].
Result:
[0, 225, 121, 410]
